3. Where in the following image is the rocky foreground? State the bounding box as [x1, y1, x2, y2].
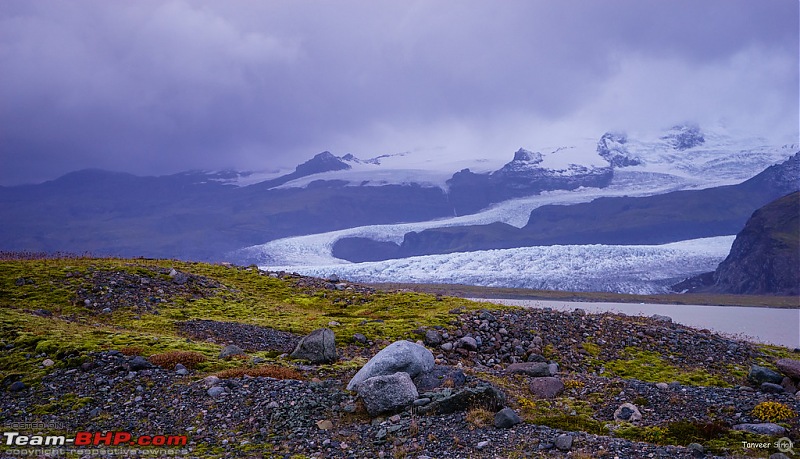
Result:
[1, 260, 799, 458]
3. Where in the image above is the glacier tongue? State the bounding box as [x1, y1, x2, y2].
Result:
[263, 236, 736, 295]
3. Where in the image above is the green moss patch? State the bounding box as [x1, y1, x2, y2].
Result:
[604, 348, 731, 387]
[0, 258, 494, 384]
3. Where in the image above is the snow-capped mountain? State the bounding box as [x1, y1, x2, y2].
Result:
[237, 124, 797, 293]
[1, 122, 795, 295]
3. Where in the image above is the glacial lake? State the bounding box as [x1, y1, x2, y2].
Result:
[471, 299, 800, 349]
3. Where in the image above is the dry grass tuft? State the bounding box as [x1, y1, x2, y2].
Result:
[148, 350, 207, 369]
[465, 407, 494, 429]
[119, 346, 146, 356]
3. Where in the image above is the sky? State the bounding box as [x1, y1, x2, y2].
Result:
[0, 0, 798, 185]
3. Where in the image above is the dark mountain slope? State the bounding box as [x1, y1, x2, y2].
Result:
[675, 192, 799, 295]
[335, 152, 800, 261]
[0, 168, 452, 261]
[251, 151, 351, 190]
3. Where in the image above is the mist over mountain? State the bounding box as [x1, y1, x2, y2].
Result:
[1, 125, 796, 294]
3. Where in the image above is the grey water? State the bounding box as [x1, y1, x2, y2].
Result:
[472, 299, 800, 349]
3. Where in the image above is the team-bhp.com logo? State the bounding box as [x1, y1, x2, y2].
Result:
[4, 431, 187, 447]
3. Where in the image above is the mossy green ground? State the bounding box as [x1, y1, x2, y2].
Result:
[0, 258, 489, 384]
[1, 258, 792, 458]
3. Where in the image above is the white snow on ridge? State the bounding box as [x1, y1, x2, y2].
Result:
[263, 236, 736, 295]
[236, 166, 731, 267]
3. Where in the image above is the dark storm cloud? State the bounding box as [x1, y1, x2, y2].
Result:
[0, 0, 797, 184]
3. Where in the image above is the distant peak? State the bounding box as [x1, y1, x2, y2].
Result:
[294, 151, 351, 176]
[512, 148, 543, 163]
[597, 132, 640, 168]
[313, 151, 337, 160]
[662, 124, 705, 150]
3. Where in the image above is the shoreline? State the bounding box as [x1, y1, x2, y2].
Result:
[367, 282, 800, 309]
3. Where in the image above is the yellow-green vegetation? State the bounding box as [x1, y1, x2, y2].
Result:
[751, 401, 797, 422]
[0, 258, 492, 384]
[517, 396, 607, 435]
[30, 393, 93, 415]
[604, 348, 731, 387]
[563, 379, 585, 391]
[615, 421, 777, 457]
[580, 341, 601, 357]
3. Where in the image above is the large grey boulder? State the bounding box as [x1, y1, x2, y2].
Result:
[290, 328, 337, 364]
[357, 372, 418, 417]
[346, 340, 434, 391]
[776, 358, 800, 380]
[748, 365, 784, 385]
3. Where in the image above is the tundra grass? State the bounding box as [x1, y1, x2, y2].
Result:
[603, 347, 732, 387]
[0, 258, 491, 384]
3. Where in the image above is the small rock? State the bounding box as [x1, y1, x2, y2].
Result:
[687, 443, 704, 457]
[203, 375, 221, 388]
[424, 330, 442, 346]
[656, 382, 669, 390]
[614, 403, 642, 422]
[8, 381, 25, 392]
[554, 434, 573, 451]
[506, 362, 550, 377]
[781, 377, 798, 394]
[548, 363, 559, 376]
[650, 314, 673, 323]
[458, 336, 478, 351]
[316, 420, 333, 430]
[413, 398, 431, 407]
[352, 333, 368, 344]
[207, 386, 225, 398]
[128, 356, 152, 371]
[770, 453, 791, 459]
[528, 377, 564, 399]
[413, 365, 466, 391]
[476, 440, 490, 450]
[42, 359, 55, 367]
[441, 342, 454, 352]
[494, 407, 521, 428]
[176, 368, 189, 376]
[733, 423, 787, 436]
[328, 321, 341, 327]
[101, 307, 112, 314]
[175, 363, 186, 371]
[761, 382, 785, 394]
[218, 344, 246, 360]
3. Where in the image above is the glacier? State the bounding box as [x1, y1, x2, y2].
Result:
[263, 236, 736, 295]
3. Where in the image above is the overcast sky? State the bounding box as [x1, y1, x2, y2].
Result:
[1, 0, 797, 185]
